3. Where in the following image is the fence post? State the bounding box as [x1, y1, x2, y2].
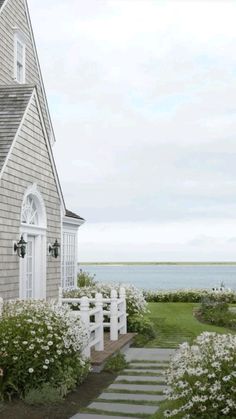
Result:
[95, 292, 104, 351]
[58, 287, 63, 306]
[110, 289, 118, 341]
[80, 296, 90, 357]
[119, 286, 127, 334]
[0, 297, 3, 317]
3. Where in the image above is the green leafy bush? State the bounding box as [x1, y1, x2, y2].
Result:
[196, 298, 236, 329]
[127, 314, 155, 339]
[104, 352, 128, 373]
[24, 383, 62, 405]
[0, 300, 90, 400]
[77, 269, 97, 288]
[127, 314, 156, 347]
[144, 289, 236, 303]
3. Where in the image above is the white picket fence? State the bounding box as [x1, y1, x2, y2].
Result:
[59, 287, 127, 357]
[0, 288, 127, 359]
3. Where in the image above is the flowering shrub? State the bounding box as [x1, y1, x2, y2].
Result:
[64, 283, 148, 340]
[164, 332, 236, 418]
[64, 282, 148, 317]
[144, 289, 236, 303]
[0, 300, 90, 400]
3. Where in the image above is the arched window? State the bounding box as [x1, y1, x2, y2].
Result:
[21, 184, 46, 229]
[21, 195, 39, 225]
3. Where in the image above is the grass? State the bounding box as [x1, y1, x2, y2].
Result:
[115, 380, 166, 385]
[97, 398, 161, 406]
[130, 360, 169, 364]
[105, 388, 166, 395]
[121, 371, 164, 376]
[81, 407, 149, 418]
[145, 302, 235, 348]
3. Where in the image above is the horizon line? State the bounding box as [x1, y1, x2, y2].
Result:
[78, 261, 236, 265]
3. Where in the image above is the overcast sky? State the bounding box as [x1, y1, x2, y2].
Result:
[30, 0, 236, 261]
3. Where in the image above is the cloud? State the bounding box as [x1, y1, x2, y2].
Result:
[78, 219, 236, 261]
[29, 0, 236, 260]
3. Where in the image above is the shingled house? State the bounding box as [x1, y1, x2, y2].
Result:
[0, 0, 84, 300]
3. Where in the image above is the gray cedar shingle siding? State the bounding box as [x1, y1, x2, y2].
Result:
[0, 85, 34, 171]
[0, 92, 61, 300]
[0, 0, 52, 141]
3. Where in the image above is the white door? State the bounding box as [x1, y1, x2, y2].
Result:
[25, 235, 35, 299]
[20, 187, 47, 300]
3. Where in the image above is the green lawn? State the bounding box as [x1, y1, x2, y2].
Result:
[145, 302, 235, 348]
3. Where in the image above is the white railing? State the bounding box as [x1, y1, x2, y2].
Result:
[59, 287, 127, 358]
[103, 288, 127, 340]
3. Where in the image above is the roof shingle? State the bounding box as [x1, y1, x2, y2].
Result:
[66, 209, 84, 221]
[0, 85, 34, 172]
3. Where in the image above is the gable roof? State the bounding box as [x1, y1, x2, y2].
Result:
[0, 84, 34, 171]
[0, 84, 65, 211]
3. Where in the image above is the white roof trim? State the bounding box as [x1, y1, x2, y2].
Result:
[0, 89, 35, 180]
[0, 87, 65, 211]
[33, 89, 65, 212]
[63, 215, 85, 227]
[24, 0, 56, 144]
[0, 0, 9, 14]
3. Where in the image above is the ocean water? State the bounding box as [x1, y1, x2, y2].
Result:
[79, 264, 236, 291]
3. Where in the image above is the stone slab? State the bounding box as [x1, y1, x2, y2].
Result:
[125, 348, 175, 362]
[115, 375, 164, 382]
[124, 369, 165, 375]
[88, 402, 158, 415]
[98, 392, 166, 402]
[71, 414, 139, 419]
[109, 383, 169, 392]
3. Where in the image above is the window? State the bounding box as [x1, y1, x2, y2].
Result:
[62, 232, 76, 289]
[21, 195, 38, 225]
[14, 32, 26, 83]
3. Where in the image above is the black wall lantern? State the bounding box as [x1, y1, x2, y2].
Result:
[14, 235, 27, 258]
[49, 239, 60, 258]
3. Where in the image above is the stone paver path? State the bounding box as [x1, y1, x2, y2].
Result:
[71, 348, 175, 419]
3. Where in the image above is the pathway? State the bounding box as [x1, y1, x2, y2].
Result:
[71, 348, 175, 419]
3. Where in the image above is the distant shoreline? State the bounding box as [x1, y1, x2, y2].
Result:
[78, 261, 236, 266]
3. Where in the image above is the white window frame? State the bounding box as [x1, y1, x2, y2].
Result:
[62, 230, 77, 289]
[14, 31, 26, 84]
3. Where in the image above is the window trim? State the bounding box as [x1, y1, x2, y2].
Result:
[14, 31, 26, 83]
[62, 229, 77, 289]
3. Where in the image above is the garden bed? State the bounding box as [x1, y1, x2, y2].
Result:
[0, 371, 116, 419]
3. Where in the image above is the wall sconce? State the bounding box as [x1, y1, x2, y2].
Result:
[14, 235, 27, 258]
[49, 239, 60, 258]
